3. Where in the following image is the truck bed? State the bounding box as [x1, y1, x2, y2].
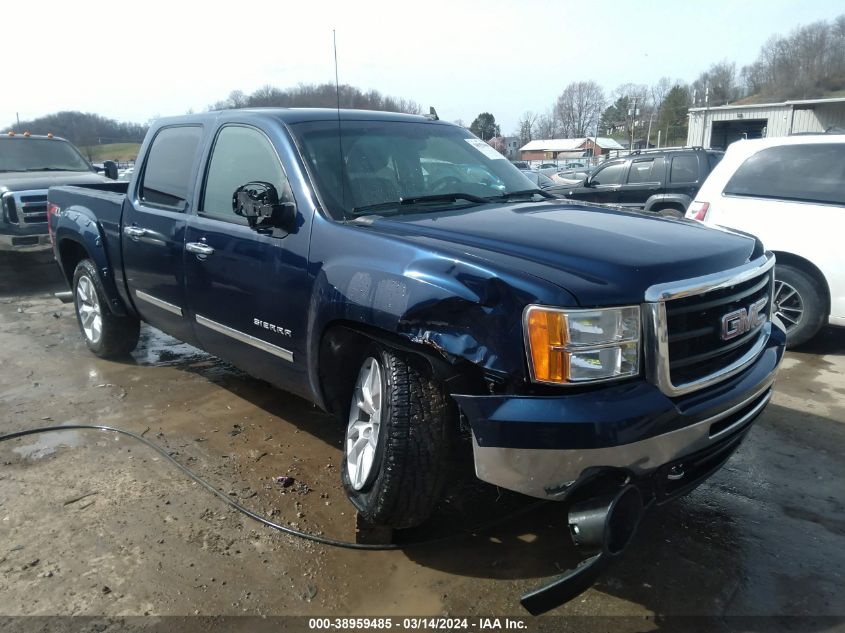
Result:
[49, 182, 132, 308]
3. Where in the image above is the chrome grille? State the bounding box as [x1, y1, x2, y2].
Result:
[666, 270, 772, 385]
[644, 253, 776, 397]
[11, 190, 49, 224]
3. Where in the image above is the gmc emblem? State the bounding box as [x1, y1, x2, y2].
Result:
[720, 296, 768, 341]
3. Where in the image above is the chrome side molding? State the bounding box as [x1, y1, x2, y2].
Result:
[195, 314, 294, 363]
[135, 290, 183, 317]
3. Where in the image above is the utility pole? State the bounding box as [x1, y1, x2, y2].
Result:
[594, 122, 600, 166]
[629, 98, 638, 153]
[16, 112, 20, 127]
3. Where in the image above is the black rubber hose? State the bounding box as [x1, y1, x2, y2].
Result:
[0, 424, 546, 551]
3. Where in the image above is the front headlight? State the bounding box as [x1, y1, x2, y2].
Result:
[524, 305, 641, 384]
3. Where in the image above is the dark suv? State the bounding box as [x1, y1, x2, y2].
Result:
[560, 147, 723, 216]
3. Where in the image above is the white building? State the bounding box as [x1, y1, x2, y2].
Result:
[687, 97, 845, 149]
[519, 137, 625, 161]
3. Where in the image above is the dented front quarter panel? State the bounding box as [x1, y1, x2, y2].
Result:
[304, 213, 577, 404]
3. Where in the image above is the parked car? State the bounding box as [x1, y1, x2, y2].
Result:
[687, 135, 844, 347]
[49, 109, 783, 607]
[519, 169, 576, 196]
[510, 160, 531, 170]
[550, 167, 592, 185]
[561, 147, 723, 216]
[0, 132, 117, 252]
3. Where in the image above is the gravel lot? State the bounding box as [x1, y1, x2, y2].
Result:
[0, 252, 843, 632]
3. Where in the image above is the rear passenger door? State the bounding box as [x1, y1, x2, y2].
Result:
[617, 156, 665, 208]
[183, 123, 308, 390]
[666, 153, 701, 200]
[122, 125, 203, 343]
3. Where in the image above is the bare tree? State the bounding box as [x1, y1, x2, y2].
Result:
[692, 61, 741, 106]
[741, 15, 845, 100]
[554, 81, 605, 137]
[650, 77, 673, 112]
[516, 111, 538, 146]
[534, 111, 559, 140]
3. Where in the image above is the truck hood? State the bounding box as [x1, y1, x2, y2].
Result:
[0, 171, 111, 193]
[359, 201, 759, 306]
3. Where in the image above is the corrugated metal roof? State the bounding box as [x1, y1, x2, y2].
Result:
[689, 96, 845, 112]
[519, 139, 584, 152]
[594, 137, 625, 149]
[519, 137, 625, 152]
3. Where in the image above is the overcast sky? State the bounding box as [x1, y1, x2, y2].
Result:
[3, 0, 842, 134]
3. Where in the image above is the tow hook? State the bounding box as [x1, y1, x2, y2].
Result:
[520, 484, 647, 616]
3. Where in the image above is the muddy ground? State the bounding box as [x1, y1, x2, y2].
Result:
[0, 252, 843, 631]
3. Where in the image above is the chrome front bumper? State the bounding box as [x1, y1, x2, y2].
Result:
[471, 379, 773, 499]
[0, 234, 51, 252]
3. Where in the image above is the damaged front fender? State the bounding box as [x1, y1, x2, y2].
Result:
[305, 240, 576, 406]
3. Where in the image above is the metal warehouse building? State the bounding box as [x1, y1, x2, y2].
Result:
[687, 97, 845, 149]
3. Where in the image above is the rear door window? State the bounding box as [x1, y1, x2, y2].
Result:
[669, 154, 699, 183]
[591, 162, 625, 186]
[723, 143, 845, 205]
[140, 126, 203, 209]
[626, 157, 665, 183]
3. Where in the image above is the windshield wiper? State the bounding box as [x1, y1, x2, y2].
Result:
[28, 167, 84, 172]
[489, 188, 555, 201]
[351, 192, 489, 215]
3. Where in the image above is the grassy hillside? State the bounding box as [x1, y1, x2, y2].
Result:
[80, 143, 141, 162]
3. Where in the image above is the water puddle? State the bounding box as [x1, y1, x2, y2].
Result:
[133, 327, 211, 367]
[12, 429, 84, 460]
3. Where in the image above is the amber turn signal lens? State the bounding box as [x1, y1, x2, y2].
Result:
[526, 308, 568, 383]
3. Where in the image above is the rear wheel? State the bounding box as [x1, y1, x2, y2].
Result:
[72, 259, 140, 358]
[341, 343, 453, 529]
[656, 206, 684, 218]
[774, 264, 826, 348]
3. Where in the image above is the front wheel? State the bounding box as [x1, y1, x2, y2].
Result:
[773, 264, 826, 348]
[341, 344, 453, 529]
[72, 259, 140, 358]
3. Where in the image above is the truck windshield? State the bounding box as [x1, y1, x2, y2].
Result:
[288, 120, 540, 219]
[0, 138, 92, 173]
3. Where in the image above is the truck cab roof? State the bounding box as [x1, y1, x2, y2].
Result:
[153, 108, 451, 128]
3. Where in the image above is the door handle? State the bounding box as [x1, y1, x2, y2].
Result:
[186, 242, 215, 257]
[124, 226, 147, 240]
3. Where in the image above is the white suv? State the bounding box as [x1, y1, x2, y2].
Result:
[687, 135, 844, 347]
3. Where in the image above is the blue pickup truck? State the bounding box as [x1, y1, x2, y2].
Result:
[49, 109, 784, 609]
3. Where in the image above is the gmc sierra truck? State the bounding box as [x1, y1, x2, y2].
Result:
[1, 132, 117, 252]
[49, 109, 785, 612]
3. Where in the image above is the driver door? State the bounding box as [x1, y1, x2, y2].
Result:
[183, 123, 306, 387]
[567, 160, 626, 204]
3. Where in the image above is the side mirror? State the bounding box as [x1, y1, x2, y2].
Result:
[103, 160, 119, 180]
[232, 181, 296, 236]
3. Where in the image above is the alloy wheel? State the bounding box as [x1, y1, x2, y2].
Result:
[345, 357, 383, 491]
[774, 278, 804, 333]
[76, 275, 103, 345]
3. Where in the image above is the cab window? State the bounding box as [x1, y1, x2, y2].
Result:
[201, 125, 291, 224]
